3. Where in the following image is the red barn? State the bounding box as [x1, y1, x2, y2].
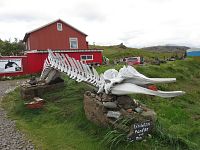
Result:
[22, 19, 102, 65]
[23, 19, 89, 50]
[0, 19, 102, 77]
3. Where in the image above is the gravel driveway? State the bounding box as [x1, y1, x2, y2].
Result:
[0, 79, 35, 150]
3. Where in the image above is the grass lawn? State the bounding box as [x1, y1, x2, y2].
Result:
[1, 47, 200, 150]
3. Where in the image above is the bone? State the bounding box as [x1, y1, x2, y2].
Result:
[111, 83, 185, 98]
[40, 50, 185, 98]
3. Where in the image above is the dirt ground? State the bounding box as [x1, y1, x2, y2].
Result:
[0, 79, 35, 150]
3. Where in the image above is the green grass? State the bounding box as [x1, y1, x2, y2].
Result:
[0, 73, 40, 81]
[1, 46, 200, 149]
[1, 80, 110, 150]
[97, 56, 200, 150]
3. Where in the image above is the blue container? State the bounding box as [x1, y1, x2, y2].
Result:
[187, 49, 200, 56]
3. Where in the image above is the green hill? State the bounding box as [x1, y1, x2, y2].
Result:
[142, 45, 190, 53]
[90, 45, 184, 63]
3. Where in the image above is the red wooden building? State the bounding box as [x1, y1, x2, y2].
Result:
[23, 19, 89, 50]
[0, 19, 103, 77]
[23, 19, 103, 64]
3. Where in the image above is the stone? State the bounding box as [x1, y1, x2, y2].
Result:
[28, 76, 37, 85]
[48, 77, 64, 85]
[84, 92, 109, 126]
[83, 91, 157, 140]
[103, 102, 117, 109]
[85, 91, 91, 96]
[118, 43, 127, 49]
[95, 95, 101, 101]
[119, 108, 130, 117]
[116, 95, 137, 109]
[45, 70, 61, 84]
[101, 93, 115, 102]
[91, 93, 96, 98]
[127, 108, 133, 113]
[135, 107, 143, 113]
[106, 111, 121, 119]
[20, 81, 65, 100]
[141, 108, 157, 122]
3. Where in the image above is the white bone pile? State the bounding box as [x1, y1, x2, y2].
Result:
[40, 50, 185, 98]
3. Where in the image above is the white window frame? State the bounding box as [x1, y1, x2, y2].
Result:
[80, 55, 93, 61]
[25, 42, 28, 50]
[28, 38, 30, 50]
[69, 38, 78, 49]
[57, 23, 63, 31]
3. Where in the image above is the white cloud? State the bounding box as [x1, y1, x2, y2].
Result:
[0, 0, 200, 47]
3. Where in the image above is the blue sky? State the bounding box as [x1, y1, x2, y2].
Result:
[0, 0, 200, 48]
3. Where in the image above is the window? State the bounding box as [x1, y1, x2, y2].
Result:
[57, 23, 62, 31]
[69, 38, 78, 49]
[81, 55, 93, 61]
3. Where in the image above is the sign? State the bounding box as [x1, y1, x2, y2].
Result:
[0, 58, 22, 73]
[127, 120, 153, 141]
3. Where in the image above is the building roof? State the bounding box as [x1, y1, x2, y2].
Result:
[23, 19, 87, 42]
[26, 49, 103, 54]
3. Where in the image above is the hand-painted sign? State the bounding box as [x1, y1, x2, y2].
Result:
[127, 120, 153, 141]
[0, 58, 22, 73]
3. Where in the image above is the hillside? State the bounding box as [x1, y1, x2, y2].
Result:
[142, 45, 190, 53]
[1, 47, 200, 150]
[90, 45, 173, 58]
[90, 45, 185, 63]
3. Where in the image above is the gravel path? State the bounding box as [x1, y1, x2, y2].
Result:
[0, 79, 35, 150]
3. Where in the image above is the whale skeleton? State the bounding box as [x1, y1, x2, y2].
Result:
[40, 50, 185, 98]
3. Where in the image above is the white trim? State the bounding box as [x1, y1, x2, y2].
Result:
[28, 38, 30, 50]
[69, 38, 78, 49]
[80, 55, 93, 61]
[57, 23, 63, 31]
[25, 42, 28, 50]
[26, 49, 103, 53]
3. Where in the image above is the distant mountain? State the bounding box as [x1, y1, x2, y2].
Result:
[141, 46, 190, 53]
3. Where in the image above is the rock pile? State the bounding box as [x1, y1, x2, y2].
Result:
[20, 78, 65, 100]
[84, 91, 157, 140]
[118, 43, 127, 49]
